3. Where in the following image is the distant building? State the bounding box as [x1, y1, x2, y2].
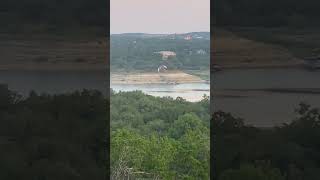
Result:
[155, 51, 176, 60]
[184, 35, 192, 40]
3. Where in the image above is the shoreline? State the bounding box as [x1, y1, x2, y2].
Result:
[0, 63, 308, 72]
[0, 63, 303, 71]
[111, 70, 206, 85]
[214, 62, 303, 70]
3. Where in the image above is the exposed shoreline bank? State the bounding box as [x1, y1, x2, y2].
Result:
[111, 70, 206, 85]
[214, 62, 303, 70]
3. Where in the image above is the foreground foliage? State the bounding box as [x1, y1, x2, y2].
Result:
[0, 84, 107, 179]
[110, 90, 210, 179]
[213, 103, 320, 180]
[2, 83, 319, 179]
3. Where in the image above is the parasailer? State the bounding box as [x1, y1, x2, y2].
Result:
[157, 65, 168, 73]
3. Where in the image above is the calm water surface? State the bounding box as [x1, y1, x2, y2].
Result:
[0, 70, 108, 96]
[0, 70, 209, 101]
[1, 68, 319, 126]
[213, 68, 320, 127]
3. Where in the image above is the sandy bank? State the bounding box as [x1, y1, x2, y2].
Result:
[111, 70, 205, 85]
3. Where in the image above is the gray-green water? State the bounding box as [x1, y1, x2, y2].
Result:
[1, 68, 319, 127]
[213, 68, 320, 127]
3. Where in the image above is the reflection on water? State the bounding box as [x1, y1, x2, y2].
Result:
[2, 68, 319, 126]
[0, 70, 209, 102]
[213, 68, 320, 89]
[213, 68, 320, 127]
[111, 83, 210, 102]
[0, 70, 107, 96]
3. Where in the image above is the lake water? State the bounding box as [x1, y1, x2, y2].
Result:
[0, 70, 209, 101]
[0, 70, 108, 96]
[213, 68, 320, 127]
[1, 68, 320, 127]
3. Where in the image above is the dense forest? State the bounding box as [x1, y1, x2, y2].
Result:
[213, 103, 320, 180]
[214, 0, 320, 27]
[2, 83, 320, 179]
[110, 90, 210, 179]
[0, 84, 107, 179]
[111, 34, 210, 72]
[0, 83, 210, 179]
[111, 90, 320, 179]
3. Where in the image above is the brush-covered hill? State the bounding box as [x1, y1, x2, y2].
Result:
[110, 32, 210, 72]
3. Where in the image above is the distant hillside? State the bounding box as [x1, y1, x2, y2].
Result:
[213, 29, 303, 68]
[213, 0, 320, 27]
[0, 0, 107, 35]
[212, 0, 320, 67]
[111, 32, 210, 40]
[111, 33, 210, 72]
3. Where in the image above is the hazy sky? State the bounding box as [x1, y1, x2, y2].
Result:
[111, 0, 210, 34]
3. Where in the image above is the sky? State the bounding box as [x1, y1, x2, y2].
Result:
[111, 0, 210, 34]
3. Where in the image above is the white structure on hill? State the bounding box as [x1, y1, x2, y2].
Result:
[184, 35, 192, 40]
[155, 51, 176, 60]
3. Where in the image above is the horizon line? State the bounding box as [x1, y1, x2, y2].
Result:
[110, 31, 210, 35]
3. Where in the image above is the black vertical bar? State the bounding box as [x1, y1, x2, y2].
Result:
[106, 0, 111, 177]
[210, 0, 216, 179]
